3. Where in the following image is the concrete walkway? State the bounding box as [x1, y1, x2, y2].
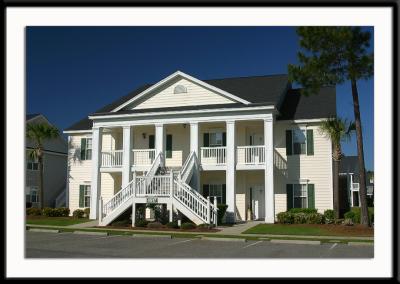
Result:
[66, 220, 99, 228]
[215, 220, 264, 235]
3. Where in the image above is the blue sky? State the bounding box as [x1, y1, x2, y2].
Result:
[26, 26, 374, 170]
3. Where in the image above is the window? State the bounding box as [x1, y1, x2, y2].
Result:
[203, 184, 226, 204]
[30, 187, 39, 203]
[293, 184, 308, 208]
[293, 129, 307, 155]
[174, 85, 187, 94]
[209, 132, 223, 147]
[79, 185, 91, 208]
[80, 138, 92, 160]
[27, 158, 39, 171]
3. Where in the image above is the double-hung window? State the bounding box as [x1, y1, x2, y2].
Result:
[202, 184, 226, 204]
[28, 186, 39, 203]
[293, 129, 307, 155]
[286, 129, 314, 156]
[293, 184, 308, 208]
[209, 132, 223, 147]
[287, 183, 315, 209]
[79, 185, 91, 208]
[27, 158, 39, 171]
[80, 138, 92, 160]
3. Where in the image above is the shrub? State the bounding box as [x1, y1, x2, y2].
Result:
[181, 222, 196, 230]
[42, 207, 57, 217]
[166, 221, 179, 229]
[307, 213, 325, 224]
[135, 220, 149, 227]
[293, 212, 307, 224]
[135, 204, 146, 222]
[197, 223, 211, 229]
[277, 212, 294, 224]
[350, 207, 374, 224]
[344, 211, 355, 222]
[344, 218, 354, 226]
[147, 222, 163, 229]
[26, 207, 42, 216]
[324, 209, 335, 224]
[72, 209, 85, 219]
[288, 208, 317, 214]
[83, 208, 90, 218]
[217, 204, 228, 225]
[55, 207, 70, 217]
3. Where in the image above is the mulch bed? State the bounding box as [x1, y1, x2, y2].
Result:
[95, 225, 220, 233]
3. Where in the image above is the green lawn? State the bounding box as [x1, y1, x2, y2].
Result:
[242, 224, 373, 237]
[26, 217, 91, 226]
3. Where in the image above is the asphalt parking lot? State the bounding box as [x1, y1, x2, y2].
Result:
[25, 231, 374, 258]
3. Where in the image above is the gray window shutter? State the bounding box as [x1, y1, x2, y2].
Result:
[307, 184, 315, 209]
[203, 133, 209, 147]
[149, 135, 155, 149]
[79, 185, 85, 208]
[222, 184, 226, 204]
[222, 132, 226, 146]
[286, 184, 293, 210]
[286, 130, 292, 156]
[80, 138, 86, 160]
[307, 129, 314, 156]
[166, 135, 172, 158]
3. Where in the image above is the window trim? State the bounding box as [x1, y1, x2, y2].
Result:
[27, 157, 39, 171]
[29, 186, 39, 203]
[80, 138, 92, 160]
[292, 183, 309, 209]
[80, 184, 91, 208]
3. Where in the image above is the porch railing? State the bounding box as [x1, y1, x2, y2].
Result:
[237, 145, 265, 165]
[101, 150, 123, 167]
[132, 149, 156, 166]
[200, 147, 226, 165]
[135, 174, 172, 197]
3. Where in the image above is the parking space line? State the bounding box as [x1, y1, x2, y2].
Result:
[329, 243, 338, 250]
[242, 241, 262, 249]
[168, 239, 196, 246]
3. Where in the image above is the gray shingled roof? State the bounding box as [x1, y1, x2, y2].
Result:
[65, 74, 336, 131]
[26, 113, 41, 121]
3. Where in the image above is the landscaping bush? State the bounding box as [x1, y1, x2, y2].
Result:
[166, 221, 179, 229]
[26, 207, 42, 216]
[135, 204, 146, 222]
[83, 208, 90, 218]
[344, 218, 354, 226]
[181, 222, 196, 230]
[42, 207, 57, 217]
[197, 223, 211, 229]
[72, 209, 85, 219]
[306, 213, 325, 224]
[217, 204, 228, 225]
[111, 219, 130, 227]
[344, 211, 355, 222]
[135, 220, 149, 227]
[277, 212, 294, 224]
[55, 207, 70, 217]
[288, 208, 318, 214]
[324, 209, 335, 224]
[147, 222, 163, 229]
[350, 207, 374, 224]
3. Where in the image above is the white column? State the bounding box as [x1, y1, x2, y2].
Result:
[122, 126, 132, 187]
[90, 127, 102, 220]
[155, 123, 165, 167]
[264, 115, 275, 223]
[190, 122, 199, 155]
[226, 120, 236, 223]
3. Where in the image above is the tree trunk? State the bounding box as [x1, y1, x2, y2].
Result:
[38, 155, 44, 209]
[333, 159, 340, 219]
[351, 79, 370, 226]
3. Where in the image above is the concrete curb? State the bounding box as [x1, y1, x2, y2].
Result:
[29, 228, 60, 233]
[270, 239, 321, 245]
[259, 237, 271, 241]
[73, 231, 108, 236]
[201, 237, 246, 242]
[348, 242, 374, 246]
[133, 234, 172, 239]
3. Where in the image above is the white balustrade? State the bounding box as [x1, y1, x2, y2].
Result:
[236, 145, 265, 165]
[132, 149, 156, 166]
[135, 175, 171, 197]
[101, 150, 123, 167]
[200, 147, 226, 165]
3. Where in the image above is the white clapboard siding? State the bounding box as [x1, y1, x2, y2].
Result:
[132, 78, 236, 109]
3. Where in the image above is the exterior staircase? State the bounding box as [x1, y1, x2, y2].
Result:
[98, 152, 217, 227]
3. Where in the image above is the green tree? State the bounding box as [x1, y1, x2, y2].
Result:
[288, 27, 373, 226]
[319, 117, 355, 219]
[26, 123, 60, 209]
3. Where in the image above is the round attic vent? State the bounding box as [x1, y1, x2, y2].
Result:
[174, 85, 187, 94]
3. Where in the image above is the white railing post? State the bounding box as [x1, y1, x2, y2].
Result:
[207, 196, 211, 224]
[214, 197, 218, 226]
[99, 197, 103, 223]
[132, 171, 136, 197]
[170, 171, 174, 198]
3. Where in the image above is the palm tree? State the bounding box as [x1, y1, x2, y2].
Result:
[26, 123, 60, 209]
[319, 117, 355, 219]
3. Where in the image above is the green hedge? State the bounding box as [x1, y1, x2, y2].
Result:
[288, 208, 317, 214]
[42, 207, 70, 217]
[26, 207, 42, 216]
[277, 210, 325, 224]
[323, 209, 335, 224]
[72, 209, 85, 219]
[344, 207, 374, 224]
[166, 221, 179, 229]
[135, 220, 149, 227]
[181, 222, 196, 230]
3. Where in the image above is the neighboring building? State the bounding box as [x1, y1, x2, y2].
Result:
[26, 114, 68, 208]
[339, 156, 374, 210]
[64, 71, 336, 225]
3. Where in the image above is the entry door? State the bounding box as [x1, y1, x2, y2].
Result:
[252, 185, 265, 220]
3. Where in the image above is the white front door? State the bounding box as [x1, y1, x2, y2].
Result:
[252, 185, 265, 220]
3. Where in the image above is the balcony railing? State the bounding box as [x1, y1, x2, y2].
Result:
[200, 147, 226, 165]
[237, 145, 265, 165]
[132, 149, 156, 166]
[101, 150, 123, 167]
